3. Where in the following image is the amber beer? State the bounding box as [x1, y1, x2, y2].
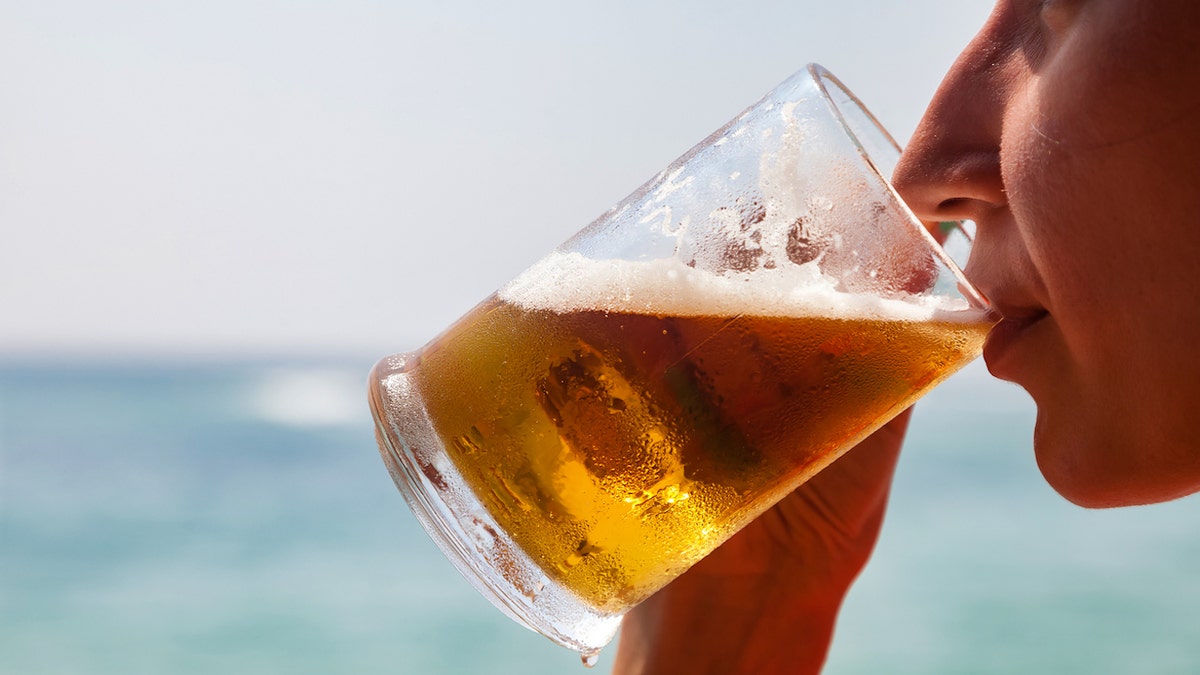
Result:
[374, 252, 992, 615]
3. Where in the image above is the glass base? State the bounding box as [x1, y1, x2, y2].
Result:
[368, 354, 623, 654]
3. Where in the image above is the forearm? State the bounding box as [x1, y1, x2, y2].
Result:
[611, 414, 906, 674]
[611, 563, 850, 675]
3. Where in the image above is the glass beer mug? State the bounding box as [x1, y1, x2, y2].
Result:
[368, 64, 996, 659]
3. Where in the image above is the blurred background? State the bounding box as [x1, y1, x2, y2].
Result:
[4, 1, 1200, 672]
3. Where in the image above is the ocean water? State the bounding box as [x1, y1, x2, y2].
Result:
[3, 357, 1199, 674]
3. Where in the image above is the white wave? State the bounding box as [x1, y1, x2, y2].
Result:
[243, 366, 366, 428]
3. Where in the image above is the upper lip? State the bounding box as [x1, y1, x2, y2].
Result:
[990, 302, 1048, 323]
[969, 276, 1047, 323]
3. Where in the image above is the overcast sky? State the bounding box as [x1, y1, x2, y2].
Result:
[1, 0, 992, 359]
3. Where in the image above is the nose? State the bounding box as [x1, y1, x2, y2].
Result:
[893, 8, 1013, 224]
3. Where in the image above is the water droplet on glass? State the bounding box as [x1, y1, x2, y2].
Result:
[581, 649, 601, 668]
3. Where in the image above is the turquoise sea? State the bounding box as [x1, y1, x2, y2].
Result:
[3, 357, 1199, 674]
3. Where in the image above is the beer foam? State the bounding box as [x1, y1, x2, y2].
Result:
[499, 251, 973, 322]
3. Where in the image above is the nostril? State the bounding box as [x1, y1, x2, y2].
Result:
[893, 149, 1007, 223]
[937, 197, 982, 219]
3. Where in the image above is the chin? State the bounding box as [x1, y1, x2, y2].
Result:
[1033, 415, 1200, 509]
[1038, 466, 1142, 509]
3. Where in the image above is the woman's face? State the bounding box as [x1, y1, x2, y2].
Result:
[894, 0, 1200, 507]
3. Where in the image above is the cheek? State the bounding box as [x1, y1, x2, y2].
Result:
[997, 94, 1197, 506]
[1000, 79, 1134, 339]
[992, 0, 1200, 506]
[1003, 135, 1200, 507]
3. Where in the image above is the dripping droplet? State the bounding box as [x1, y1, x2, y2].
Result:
[581, 649, 601, 668]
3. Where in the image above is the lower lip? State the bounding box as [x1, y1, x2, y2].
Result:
[982, 313, 1047, 378]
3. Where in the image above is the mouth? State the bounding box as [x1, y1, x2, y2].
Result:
[982, 309, 1048, 378]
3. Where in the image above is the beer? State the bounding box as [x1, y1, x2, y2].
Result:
[375, 252, 991, 614]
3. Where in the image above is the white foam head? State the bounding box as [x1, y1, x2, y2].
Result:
[499, 251, 975, 322]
